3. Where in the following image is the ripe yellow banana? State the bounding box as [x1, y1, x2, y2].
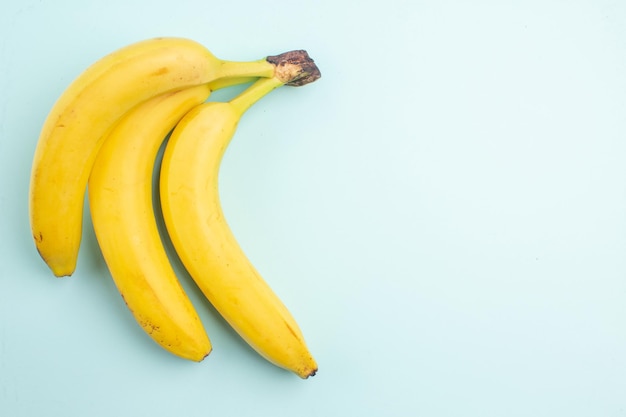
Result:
[88, 85, 213, 361]
[159, 65, 320, 378]
[30, 37, 281, 277]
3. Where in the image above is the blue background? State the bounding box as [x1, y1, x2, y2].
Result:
[2, 0, 626, 415]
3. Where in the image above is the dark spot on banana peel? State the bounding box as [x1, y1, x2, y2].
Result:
[151, 67, 169, 76]
[137, 318, 159, 334]
[119, 293, 133, 311]
[266, 50, 321, 86]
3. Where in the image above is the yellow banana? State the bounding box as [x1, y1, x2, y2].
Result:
[88, 85, 213, 361]
[30, 37, 281, 277]
[159, 62, 320, 378]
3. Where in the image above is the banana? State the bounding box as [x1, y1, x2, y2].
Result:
[88, 85, 213, 361]
[30, 37, 282, 277]
[159, 60, 321, 378]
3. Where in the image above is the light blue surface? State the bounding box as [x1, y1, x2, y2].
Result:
[2, 0, 626, 415]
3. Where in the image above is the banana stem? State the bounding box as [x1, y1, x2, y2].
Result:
[217, 59, 276, 79]
[229, 77, 284, 115]
[228, 50, 321, 114]
[266, 50, 321, 86]
[207, 76, 257, 91]
[216, 51, 320, 91]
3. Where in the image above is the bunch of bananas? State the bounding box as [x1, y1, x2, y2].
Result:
[28, 37, 320, 379]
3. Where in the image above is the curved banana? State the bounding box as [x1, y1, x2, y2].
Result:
[88, 85, 213, 361]
[159, 69, 320, 378]
[30, 37, 279, 277]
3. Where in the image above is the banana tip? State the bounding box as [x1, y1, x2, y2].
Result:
[300, 367, 318, 379]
